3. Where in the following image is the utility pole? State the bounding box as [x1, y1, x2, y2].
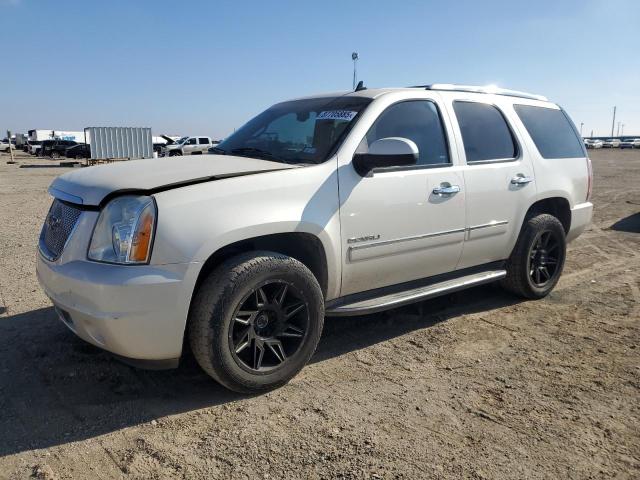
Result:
[621, 124, 624, 136]
[580, 122, 584, 136]
[617, 122, 621, 136]
[351, 52, 359, 90]
[590, 129, 594, 138]
[6, 130, 14, 163]
[611, 106, 616, 137]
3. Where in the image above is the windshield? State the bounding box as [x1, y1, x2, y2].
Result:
[176, 136, 189, 145]
[215, 95, 372, 165]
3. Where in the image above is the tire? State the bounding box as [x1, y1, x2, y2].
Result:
[189, 251, 324, 393]
[501, 214, 566, 299]
[169, 150, 182, 156]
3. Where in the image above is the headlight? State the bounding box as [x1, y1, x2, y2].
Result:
[88, 195, 156, 264]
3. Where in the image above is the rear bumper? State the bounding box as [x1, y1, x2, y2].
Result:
[567, 201, 593, 243]
[36, 253, 194, 362]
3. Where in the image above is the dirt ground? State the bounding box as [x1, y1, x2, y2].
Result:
[0, 149, 638, 479]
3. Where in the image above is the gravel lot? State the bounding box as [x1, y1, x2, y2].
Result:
[0, 149, 639, 479]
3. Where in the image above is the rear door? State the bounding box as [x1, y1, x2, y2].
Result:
[198, 137, 211, 153]
[445, 94, 538, 269]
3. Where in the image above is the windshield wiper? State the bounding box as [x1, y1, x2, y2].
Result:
[230, 147, 287, 163]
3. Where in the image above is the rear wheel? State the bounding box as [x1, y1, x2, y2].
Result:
[501, 214, 566, 299]
[189, 251, 324, 393]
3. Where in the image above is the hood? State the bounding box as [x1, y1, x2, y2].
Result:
[50, 155, 297, 206]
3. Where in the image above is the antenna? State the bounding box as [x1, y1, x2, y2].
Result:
[351, 52, 359, 89]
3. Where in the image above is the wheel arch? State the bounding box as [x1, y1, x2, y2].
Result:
[523, 196, 571, 234]
[190, 232, 330, 309]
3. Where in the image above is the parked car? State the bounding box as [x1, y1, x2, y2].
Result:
[0, 141, 10, 152]
[65, 143, 91, 159]
[153, 143, 165, 156]
[603, 138, 620, 148]
[49, 139, 78, 158]
[584, 139, 603, 149]
[39, 140, 56, 157]
[620, 138, 640, 149]
[163, 136, 214, 156]
[27, 141, 43, 155]
[37, 84, 593, 393]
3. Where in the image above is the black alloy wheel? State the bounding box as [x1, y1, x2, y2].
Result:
[229, 280, 308, 372]
[528, 230, 561, 287]
[189, 251, 324, 393]
[501, 213, 566, 299]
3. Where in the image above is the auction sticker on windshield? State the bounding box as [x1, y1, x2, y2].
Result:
[317, 110, 358, 121]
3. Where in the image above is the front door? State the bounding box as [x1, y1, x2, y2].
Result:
[183, 137, 198, 154]
[337, 97, 466, 296]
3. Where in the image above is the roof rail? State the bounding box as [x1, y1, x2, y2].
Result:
[411, 84, 548, 101]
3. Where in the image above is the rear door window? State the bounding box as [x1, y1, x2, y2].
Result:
[453, 101, 517, 162]
[514, 105, 585, 159]
[198, 137, 209, 144]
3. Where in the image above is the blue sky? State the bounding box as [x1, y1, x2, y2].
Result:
[1, 0, 638, 138]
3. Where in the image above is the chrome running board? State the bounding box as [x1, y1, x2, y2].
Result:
[325, 270, 507, 316]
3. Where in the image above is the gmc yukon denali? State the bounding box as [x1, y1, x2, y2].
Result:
[37, 84, 593, 393]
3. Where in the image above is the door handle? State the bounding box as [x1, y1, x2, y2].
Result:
[432, 183, 461, 196]
[511, 174, 533, 186]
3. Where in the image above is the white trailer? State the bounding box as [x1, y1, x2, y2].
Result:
[28, 130, 87, 142]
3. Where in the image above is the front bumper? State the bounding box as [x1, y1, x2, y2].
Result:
[567, 201, 593, 243]
[36, 253, 195, 363]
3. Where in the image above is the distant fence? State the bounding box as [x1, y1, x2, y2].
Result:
[85, 127, 153, 160]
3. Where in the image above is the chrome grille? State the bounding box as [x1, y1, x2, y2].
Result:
[39, 199, 82, 261]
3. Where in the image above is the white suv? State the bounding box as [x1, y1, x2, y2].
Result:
[37, 84, 593, 393]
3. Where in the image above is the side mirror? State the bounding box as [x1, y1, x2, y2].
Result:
[352, 137, 418, 176]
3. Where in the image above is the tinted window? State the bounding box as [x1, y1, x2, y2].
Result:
[514, 105, 584, 159]
[358, 100, 449, 166]
[453, 101, 517, 162]
[198, 137, 209, 144]
[187, 138, 197, 145]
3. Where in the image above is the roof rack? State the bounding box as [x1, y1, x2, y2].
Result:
[410, 84, 548, 101]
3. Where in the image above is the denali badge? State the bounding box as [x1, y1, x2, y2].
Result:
[347, 234, 380, 244]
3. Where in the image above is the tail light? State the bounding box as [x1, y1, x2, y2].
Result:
[586, 156, 593, 201]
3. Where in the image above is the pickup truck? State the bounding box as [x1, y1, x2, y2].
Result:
[163, 136, 215, 156]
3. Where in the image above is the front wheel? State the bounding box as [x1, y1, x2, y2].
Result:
[189, 251, 324, 393]
[501, 214, 566, 299]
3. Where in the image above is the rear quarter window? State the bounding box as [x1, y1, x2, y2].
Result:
[514, 105, 585, 159]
